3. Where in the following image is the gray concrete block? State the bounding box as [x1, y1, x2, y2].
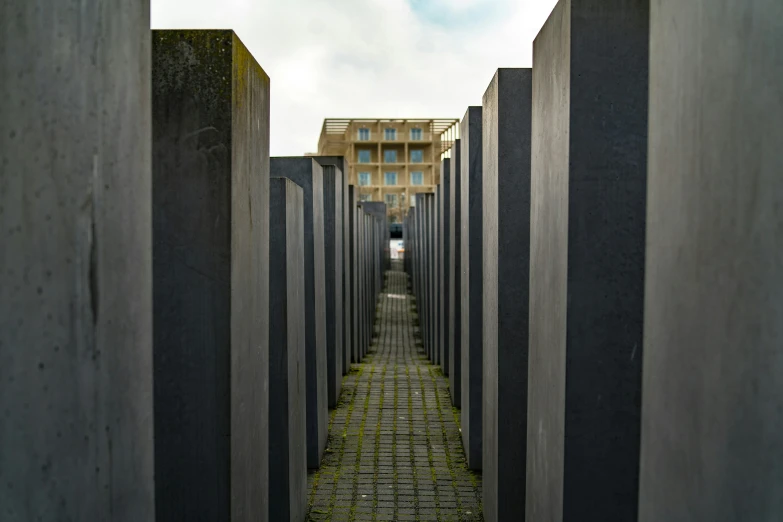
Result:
[417, 196, 424, 319]
[419, 194, 426, 330]
[368, 212, 376, 350]
[313, 157, 351, 375]
[322, 165, 343, 407]
[358, 210, 366, 353]
[362, 202, 387, 346]
[151, 30, 270, 521]
[271, 157, 328, 470]
[348, 186, 360, 363]
[342, 171, 350, 371]
[434, 185, 442, 366]
[358, 210, 368, 357]
[412, 200, 420, 309]
[268, 178, 308, 522]
[639, 1, 783, 520]
[440, 161, 450, 375]
[447, 143, 459, 400]
[427, 195, 432, 360]
[411, 208, 415, 278]
[526, 2, 649, 520]
[0, 2, 154, 520]
[423, 194, 434, 360]
[363, 202, 387, 289]
[364, 211, 371, 355]
[430, 193, 437, 363]
[460, 108, 483, 470]
[481, 68, 532, 522]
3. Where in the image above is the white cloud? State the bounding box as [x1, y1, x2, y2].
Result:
[151, 0, 558, 155]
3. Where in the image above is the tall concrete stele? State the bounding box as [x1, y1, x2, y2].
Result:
[152, 30, 271, 522]
[526, 2, 649, 520]
[639, 0, 783, 520]
[1, 2, 155, 521]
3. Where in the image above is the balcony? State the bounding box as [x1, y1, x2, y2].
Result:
[353, 131, 434, 143]
[380, 131, 433, 143]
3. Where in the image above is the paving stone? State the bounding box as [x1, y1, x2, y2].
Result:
[306, 261, 483, 520]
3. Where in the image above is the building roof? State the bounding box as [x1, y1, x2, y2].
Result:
[320, 118, 459, 137]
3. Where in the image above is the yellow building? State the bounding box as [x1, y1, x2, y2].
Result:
[314, 118, 459, 223]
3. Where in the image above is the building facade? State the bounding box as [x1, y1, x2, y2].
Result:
[314, 119, 458, 223]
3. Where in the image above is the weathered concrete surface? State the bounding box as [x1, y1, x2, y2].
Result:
[271, 157, 328, 470]
[355, 203, 363, 361]
[434, 185, 442, 366]
[269, 178, 308, 522]
[362, 202, 387, 292]
[424, 194, 435, 362]
[639, 1, 783, 521]
[481, 68, 532, 522]
[348, 185, 360, 363]
[460, 108, 483, 470]
[439, 160, 450, 374]
[0, 2, 154, 520]
[358, 210, 368, 359]
[322, 165, 344, 407]
[447, 143, 459, 403]
[360, 203, 381, 344]
[416, 197, 430, 353]
[306, 263, 484, 520]
[342, 169, 350, 371]
[526, 2, 649, 521]
[151, 30, 270, 521]
[314, 157, 351, 374]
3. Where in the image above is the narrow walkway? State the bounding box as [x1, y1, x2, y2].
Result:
[307, 261, 483, 521]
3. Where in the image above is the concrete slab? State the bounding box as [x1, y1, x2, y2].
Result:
[482, 68, 532, 522]
[358, 210, 368, 358]
[526, 2, 650, 520]
[269, 178, 308, 522]
[448, 141, 459, 385]
[348, 186, 360, 363]
[271, 157, 328, 470]
[460, 108, 483, 470]
[314, 157, 351, 375]
[423, 194, 434, 360]
[362, 202, 387, 288]
[434, 185, 442, 366]
[639, 1, 783, 520]
[322, 165, 343, 407]
[151, 30, 270, 521]
[0, 2, 154, 520]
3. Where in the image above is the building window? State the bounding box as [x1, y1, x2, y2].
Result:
[384, 128, 397, 140]
[410, 128, 423, 141]
[384, 172, 398, 185]
[358, 128, 370, 141]
[359, 194, 371, 202]
[410, 149, 423, 163]
[358, 149, 371, 163]
[383, 149, 397, 163]
[410, 171, 423, 185]
[358, 172, 372, 186]
[385, 193, 398, 207]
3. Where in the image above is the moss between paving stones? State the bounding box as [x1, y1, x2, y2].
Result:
[306, 262, 483, 521]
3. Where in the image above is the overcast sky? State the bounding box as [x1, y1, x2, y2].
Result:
[151, 0, 558, 156]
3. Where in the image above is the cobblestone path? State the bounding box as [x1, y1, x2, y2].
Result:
[306, 260, 483, 521]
